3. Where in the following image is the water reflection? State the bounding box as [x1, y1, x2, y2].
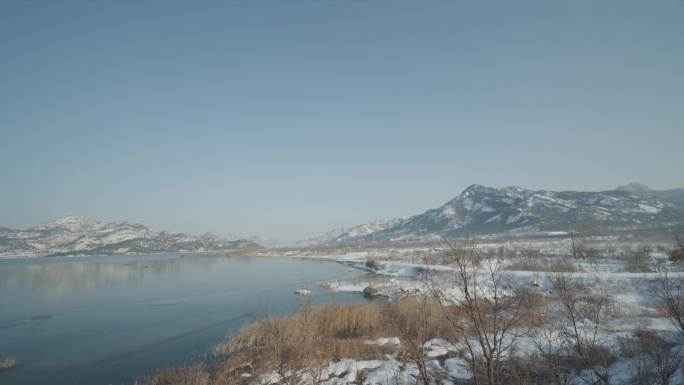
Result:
[0, 254, 239, 298]
[0, 254, 366, 385]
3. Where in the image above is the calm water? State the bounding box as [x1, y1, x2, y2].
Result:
[0, 254, 368, 385]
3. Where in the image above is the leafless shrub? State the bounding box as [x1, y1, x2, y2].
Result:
[532, 322, 576, 385]
[575, 245, 601, 260]
[520, 248, 544, 258]
[365, 258, 381, 270]
[548, 272, 616, 385]
[619, 330, 683, 385]
[625, 248, 653, 273]
[427, 240, 536, 385]
[654, 272, 684, 337]
[668, 235, 684, 264]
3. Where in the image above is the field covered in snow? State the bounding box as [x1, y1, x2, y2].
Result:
[136, 230, 684, 385]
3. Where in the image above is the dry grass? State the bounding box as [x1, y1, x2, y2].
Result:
[216, 303, 383, 356]
[669, 249, 684, 264]
[508, 257, 576, 272]
[365, 258, 381, 270]
[386, 296, 452, 338]
[134, 365, 209, 385]
[137, 298, 457, 385]
[0, 357, 16, 371]
[624, 249, 653, 272]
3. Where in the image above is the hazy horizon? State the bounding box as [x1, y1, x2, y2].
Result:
[2, 1, 683, 241]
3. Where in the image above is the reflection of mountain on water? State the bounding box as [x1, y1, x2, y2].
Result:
[0, 254, 236, 297]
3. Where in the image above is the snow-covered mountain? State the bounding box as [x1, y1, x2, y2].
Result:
[615, 183, 684, 208]
[306, 184, 684, 245]
[0, 216, 261, 258]
[299, 218, 407, 246]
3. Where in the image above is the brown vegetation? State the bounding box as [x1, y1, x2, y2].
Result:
[654, 272, 684, 337]
[619, 330, 684, 385]
[0, 356, 16, 372]
[508, 257, 576, 273]
[427, 240, 542, 385]
[669, 235, 684, 264]
[136, 238, 684, 385]
[364, 258, 380, 270]
[136, 365, 209, 385]
[548, 272, 617, 385]
[624, 248, 653, 273]
[136, 296, 455, 385]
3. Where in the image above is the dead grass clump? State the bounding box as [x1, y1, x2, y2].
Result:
[624, 249, 653, 273]
[209, 297, 460, 385]
[508, 258, 576, 272]
[515, 288, 550, 328]
[365, 258, 381, 270]
[0, 357, 16, 371]
[520, 248, 543, 258]
[507, 258, 543, 271]
[670, 249, 684, 264]
[386, 296, 451, 338]
[216, 303, 383, 356]
[134, 364, 210, 385]
[667, 235, 684, 263]
[669, 235, 684, 264]
[422, 254, 438, 265]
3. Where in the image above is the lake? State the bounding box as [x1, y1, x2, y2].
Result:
[0, 253, 368, 385]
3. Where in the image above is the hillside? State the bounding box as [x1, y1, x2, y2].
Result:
[307, 184, 684, 245]
[0, 216, 260, 258]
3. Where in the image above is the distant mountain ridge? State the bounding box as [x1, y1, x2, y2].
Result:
[615, 182, 684, 208]
[0, 216, 260, 258]
[306, 183, 684, 245]
[300, 218, 407, 246]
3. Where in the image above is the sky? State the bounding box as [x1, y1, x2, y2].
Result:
[1, 0, 683, 242]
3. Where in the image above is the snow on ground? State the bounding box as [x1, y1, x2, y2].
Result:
[317, 249, 683, 320]
[257, 338, 474, 385]
[365, 337, 401, 346]
[248, 234, 684, 385]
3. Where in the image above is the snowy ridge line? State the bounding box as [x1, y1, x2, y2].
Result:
[0, 216, 260, 258]
[303, 183, 684, 245]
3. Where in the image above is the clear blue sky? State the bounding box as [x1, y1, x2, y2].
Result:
[2, 1, 683, 241]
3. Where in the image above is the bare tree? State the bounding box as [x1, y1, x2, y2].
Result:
[620, 330, 683, 385]
[654, 271, 684, 337]
[394, 294, 438, 385]
[549, 272, 615, 385]
[669, 235, 684, 264]
[428, 240, 532, 385]
[641, 331, 683, 385]
[533, 319, 575, 385]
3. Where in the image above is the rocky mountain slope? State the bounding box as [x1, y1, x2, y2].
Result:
[308, 184, 684, 245]
[299, 218, 407, 246]
[0, 216, 260, 258]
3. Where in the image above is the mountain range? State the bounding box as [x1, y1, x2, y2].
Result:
[4, 183, 683, 256]
[0, 216, 260, 258]
[304, 183, 684, 245]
